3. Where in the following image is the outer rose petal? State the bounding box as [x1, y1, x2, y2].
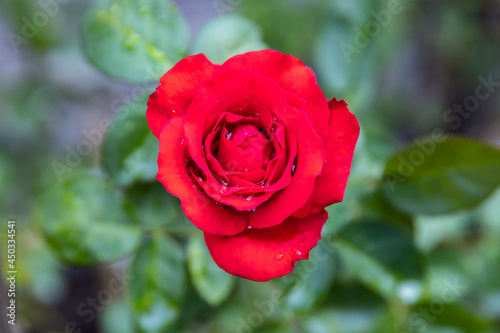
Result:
[156, 117, 247, 236]
[221, 49, 330, 143]
[147, 54, 218, 137]
[147, 88, 172, 138]
[295, 98, 360, 217]
[204, 210, 328, 282]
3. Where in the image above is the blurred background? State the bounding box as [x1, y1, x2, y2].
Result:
[1, 0, 500, 332]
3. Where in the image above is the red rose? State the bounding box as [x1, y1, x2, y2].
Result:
[147, 50, 359, 281]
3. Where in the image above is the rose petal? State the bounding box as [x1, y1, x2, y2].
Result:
[183, 76, 294, 188]
[147, 54, 218, 137]
[295, 98, 360, 216]
[156, 117, 247, 236]
[204, 210, 328, 282]
[190, 69, 257, 107]
[221, 49, 329, 143]
[248, 111, 325, 229]
[217, 134, 264, 172]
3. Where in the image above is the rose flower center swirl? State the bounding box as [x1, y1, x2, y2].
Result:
[190, 103, 294, 211]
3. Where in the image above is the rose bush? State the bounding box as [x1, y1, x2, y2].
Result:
[147, 49, 359, 281]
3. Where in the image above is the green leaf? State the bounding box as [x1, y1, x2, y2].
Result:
[187, 236, 235, 306]
[302, 306, 385, 333]
[129, 234, 185, 332]
[101, 94, 158, 186]
[36, 172, 142, 265]
[335, 220, 423, 301]
[240, 1, 326, 60]
[82, 0, 188, 82]
[414, 213, 470, 253]
[359, 188, 413, 228]
[410, 302, 490, 332]
[125, 182, 187, 230]
[383, 136, 500, 215]
[306, 282, 401, 333]
[283, 240, 336, 313]
[191, 14, 267, 64]
[100, 298, 135, 333]
[324, 180, 363, 236]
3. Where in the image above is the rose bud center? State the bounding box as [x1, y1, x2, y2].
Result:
[217, 123, 274, 172]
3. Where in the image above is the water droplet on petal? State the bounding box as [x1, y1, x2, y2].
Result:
[198, 177, 203, 182]
[291, 164, 296, 173]
[180, 138, 185, 145]
[244, 168, 249, 172]
[219, 185, 227, 194]
[292, 248, 302, 256]
[246, 196, 254, 201]
[247, 226, 252, 229]
[177, 174, 181, 178]
[275, 254, 284, 260]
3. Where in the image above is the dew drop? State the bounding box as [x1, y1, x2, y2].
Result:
[192, 185, 197, 189]
[292, 248, 302, 256]
[219, 185, 227, 194]
[291, 164, 296, 173]
[246, 196, 254, 201]
[244, 168, 249, 172]
[180, 138, 185, 145]
[247, 226, 252, 229]
[198, 177, 203, 182]
[177, 174, 181, 178]
[275, 254, 284, 260]
[183, 158, 189, 164]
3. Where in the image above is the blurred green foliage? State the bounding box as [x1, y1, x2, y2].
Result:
[82, 0, 189, 82]
[1, 0, 500, 332]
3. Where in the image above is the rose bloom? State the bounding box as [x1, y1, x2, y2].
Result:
[147, 50, 359, 281]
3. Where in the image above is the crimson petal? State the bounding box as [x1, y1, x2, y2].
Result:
[204, 210, 328, 282]
[147, 54, 218, 137]
[221, 49, 330, 143]
[295, 98, 360, 217]
[156, 117, 247, 236]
